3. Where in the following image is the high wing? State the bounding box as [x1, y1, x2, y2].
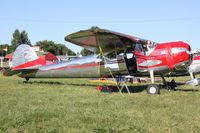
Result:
[65, 27, 154, 54]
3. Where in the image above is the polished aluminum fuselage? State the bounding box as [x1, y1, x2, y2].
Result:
[18, 55, 129, 78]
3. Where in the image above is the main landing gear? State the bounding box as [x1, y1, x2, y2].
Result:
[147, 70, 178, 94]
[146, 70, 160, 94]
[147, 84, 160, 94]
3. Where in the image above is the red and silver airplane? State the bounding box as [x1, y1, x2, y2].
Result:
[3, 27, 193, 94]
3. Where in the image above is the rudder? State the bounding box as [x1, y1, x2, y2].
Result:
[12, 44, 39, 68]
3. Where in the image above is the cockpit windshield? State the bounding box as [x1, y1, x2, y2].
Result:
[146, 41, 156, 50]
[145, 41, 156, 55]
[135, 41, 156, 55]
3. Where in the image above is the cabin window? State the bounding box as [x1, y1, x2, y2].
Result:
[135, 43, 145, 55]
[126, 53, 134, 59]
[105, 51, 117, 60]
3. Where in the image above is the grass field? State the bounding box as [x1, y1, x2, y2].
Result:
[0, 73, 200, 133]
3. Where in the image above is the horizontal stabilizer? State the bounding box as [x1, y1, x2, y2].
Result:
[3, 68, 19, 76]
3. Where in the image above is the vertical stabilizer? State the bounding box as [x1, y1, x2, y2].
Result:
[12, 44, 45, 70]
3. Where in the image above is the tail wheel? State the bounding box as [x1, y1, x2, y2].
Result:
[25, 77, 30, 82]
[147, 84, 160, 94]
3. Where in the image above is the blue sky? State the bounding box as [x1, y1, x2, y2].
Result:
[0, 0, 200, 53]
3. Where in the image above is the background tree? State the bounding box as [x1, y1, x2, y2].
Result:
[11, 29, 32, 51]
[36, 40, 55, 54]
[80, 48, 94, 56]
[56, 44, 76, 55]
[36, 40, 76, 55]
[0, 44, 11, 56]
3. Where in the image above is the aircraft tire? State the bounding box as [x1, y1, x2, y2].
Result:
[147, 84, 160, 94]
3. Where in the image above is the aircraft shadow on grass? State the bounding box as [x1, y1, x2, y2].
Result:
[99, 83, 199, 93]
[166, 82, 199, 92]
[21, 80, 98, 87]
[21, 81, 199, 93]
[22, 81, 65, 85]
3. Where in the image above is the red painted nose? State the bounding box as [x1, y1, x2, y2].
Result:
[171, 42, 192, 70]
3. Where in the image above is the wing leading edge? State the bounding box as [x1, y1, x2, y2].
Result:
[65, 27, 154, 54]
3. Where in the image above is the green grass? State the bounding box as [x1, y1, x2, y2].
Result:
[0, 74, 200, 133]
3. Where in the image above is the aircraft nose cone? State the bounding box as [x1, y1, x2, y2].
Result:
[173, 48, 192, 70]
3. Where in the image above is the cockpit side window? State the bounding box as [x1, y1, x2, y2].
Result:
[135, 43, 145, 55]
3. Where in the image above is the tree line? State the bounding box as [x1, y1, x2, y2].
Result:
[0, 29, 94, 56]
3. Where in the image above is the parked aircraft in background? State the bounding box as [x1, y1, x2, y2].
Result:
[185, 55, 200, 86]
[188, 55, 200, 78]
[3, 27, 193, 94]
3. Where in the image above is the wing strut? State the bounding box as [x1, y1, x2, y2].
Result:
[107, 68, 130, 95]
[96, 36, 130, 95]
[96, 32, 103, 55]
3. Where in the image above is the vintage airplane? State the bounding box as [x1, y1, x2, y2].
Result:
[3, 27, 193, 94]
